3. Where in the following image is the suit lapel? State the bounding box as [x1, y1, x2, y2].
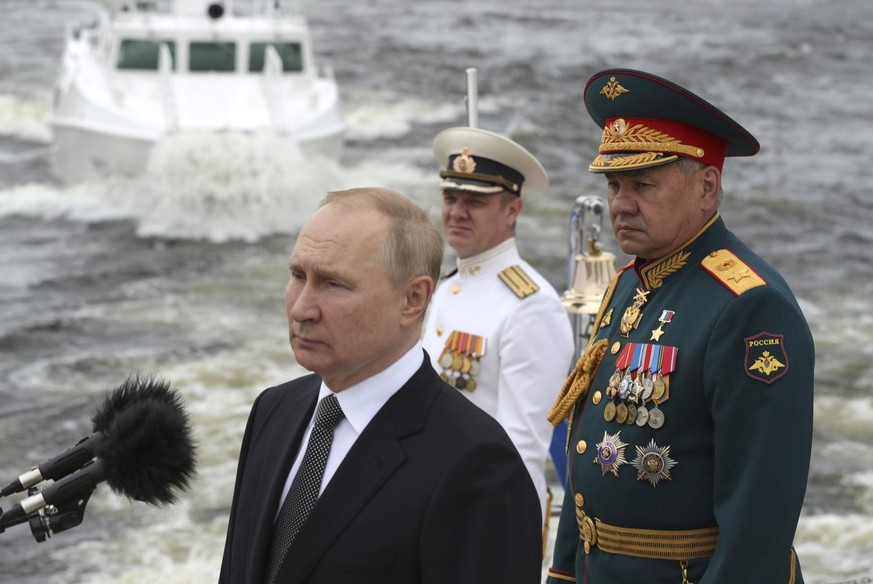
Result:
[248, 378, 320, 582]
[276, 357, 443, 582]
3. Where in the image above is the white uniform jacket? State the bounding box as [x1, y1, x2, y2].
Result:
[422, 238, 574, 515]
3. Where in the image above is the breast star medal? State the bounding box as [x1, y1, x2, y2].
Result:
[594, 431, 628, 477]
[631, 439, 677, 487]
[620, 288, 650, 337]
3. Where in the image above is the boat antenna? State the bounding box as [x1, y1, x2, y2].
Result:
[465, 68, 479, 128]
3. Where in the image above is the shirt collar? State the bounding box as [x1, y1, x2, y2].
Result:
[455, 237, 518, 277]
[317, 342, 423, 435]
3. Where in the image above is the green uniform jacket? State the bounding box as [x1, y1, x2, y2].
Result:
[547, 214, 813, 584]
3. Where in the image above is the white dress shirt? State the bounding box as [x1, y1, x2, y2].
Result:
[276, 342, 424, 514]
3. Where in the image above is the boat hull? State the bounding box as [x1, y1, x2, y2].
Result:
[50, 121, 345, 185]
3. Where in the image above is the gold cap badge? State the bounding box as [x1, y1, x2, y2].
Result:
[451, 146, 477, 174]
[599, 76, 629, 101]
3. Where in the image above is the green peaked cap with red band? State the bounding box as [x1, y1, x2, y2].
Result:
[583, 68, 760, 173]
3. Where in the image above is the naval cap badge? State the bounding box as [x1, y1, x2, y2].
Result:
[451, 146, 477, 174]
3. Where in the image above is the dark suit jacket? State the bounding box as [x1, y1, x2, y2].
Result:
[219, 351, 542, 583]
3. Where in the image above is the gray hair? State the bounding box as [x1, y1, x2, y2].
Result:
[675, 157, 706, 175]
[322, 188, 444, 288]
[676, 157, 724, 204]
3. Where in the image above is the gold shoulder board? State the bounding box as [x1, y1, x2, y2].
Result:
[701, 249, 766, 296]
[498, 265, 540, 299]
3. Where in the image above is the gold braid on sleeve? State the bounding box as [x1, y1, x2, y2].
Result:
[547, 338, 609, 425]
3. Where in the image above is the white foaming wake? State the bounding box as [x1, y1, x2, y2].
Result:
[0, 93, 52, 143]
[131, 130, 348, 242]
[796, 510, 873, 581]
[0, 128, 439, 242]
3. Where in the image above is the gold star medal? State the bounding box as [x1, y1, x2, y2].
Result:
[650, 309, 675, 341]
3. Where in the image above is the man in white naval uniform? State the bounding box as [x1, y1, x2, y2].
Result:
[423, 126, 575, 524]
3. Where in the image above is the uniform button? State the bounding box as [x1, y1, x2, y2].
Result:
[576, 440, 587, 454]
[611, 341, 621, 355]
[574, 492, 585, 507]
[436, 327, 444, 336]
[451, 284, 461, 294]
[592, 391, 602, 405]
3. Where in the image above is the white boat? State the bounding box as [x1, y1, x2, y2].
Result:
[50, 0, 346, 185]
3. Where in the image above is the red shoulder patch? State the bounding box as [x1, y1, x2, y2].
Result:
[744, 332, 789, 384]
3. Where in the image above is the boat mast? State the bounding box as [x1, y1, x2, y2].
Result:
[465, 68, 478, 128]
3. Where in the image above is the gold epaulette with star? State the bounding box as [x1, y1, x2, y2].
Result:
[701, 249, 766, 296]
[498, 265, 540, 299]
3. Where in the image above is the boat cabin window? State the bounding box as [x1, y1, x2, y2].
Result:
[248, 42, 303, 73]
[117, 39, 177, 71]
[189, 42, 237, 72]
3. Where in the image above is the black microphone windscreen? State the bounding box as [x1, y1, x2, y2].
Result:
[93, 375, 181, 434]
[92, 376, 197, 506]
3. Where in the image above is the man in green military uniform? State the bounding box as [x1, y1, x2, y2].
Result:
[546, 69, 814, 583]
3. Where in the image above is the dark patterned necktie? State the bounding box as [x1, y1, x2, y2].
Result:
[264, 394, 345, 584]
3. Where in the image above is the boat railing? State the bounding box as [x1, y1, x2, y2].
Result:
[114, 0, 313, 17]
[250, 0, 316, 16]
[261, 44, 285, 130]
[113, 0, 169, 13]
[54, 34, 80, 113]
[158, 42, 179, 131]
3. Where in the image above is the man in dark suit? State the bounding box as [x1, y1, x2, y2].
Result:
[220, 187, 543, 583]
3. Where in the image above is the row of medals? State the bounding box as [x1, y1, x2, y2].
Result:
[603, 368, 667, 429]
[438, 349, 481, 391]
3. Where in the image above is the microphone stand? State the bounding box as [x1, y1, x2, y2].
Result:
[0, 487, 94, 542]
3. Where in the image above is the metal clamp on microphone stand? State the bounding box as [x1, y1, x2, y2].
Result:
[0, 486, 95, 542]
[25, 485, 95, 542]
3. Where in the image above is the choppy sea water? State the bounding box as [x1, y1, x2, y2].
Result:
[1, 0, 872, 581]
